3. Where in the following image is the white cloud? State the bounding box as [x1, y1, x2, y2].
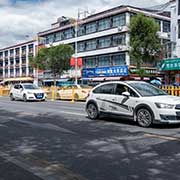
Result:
[0, 0, 169, 48]
[0, 0, 11, 5]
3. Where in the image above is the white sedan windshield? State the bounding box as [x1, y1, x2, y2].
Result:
[23, 84, 39, 90]
[130, 83, 167, 97]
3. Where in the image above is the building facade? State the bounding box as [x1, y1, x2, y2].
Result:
[0, 40, 37, 83]
[160, 0, 180, 85]
[38, 5, 171, 81]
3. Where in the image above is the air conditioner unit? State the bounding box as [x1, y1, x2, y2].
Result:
[167, 32, 170, 38]
[118, 45, 123, 50]
[118, 26, 123, 31]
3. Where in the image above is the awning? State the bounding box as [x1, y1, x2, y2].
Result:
[81, 78, 93, 81]
[3, 77, 34, 82]
[92, 77, 105, 81]
[105, 77, 121, 81]
[43, 79, 69, 82]
[133, 77, 150, 80]
[161, 58, 180, 71]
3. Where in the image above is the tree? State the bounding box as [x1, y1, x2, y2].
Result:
[30, 44, 74, 85]
[129, 14, 161, 78]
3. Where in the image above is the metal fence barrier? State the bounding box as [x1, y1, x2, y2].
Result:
[0, 86, 180, 99]
[160, 86, 180, 96]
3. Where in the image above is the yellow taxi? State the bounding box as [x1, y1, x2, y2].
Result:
[58, 84, 92, 101]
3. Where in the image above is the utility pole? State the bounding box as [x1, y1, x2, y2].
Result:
[74, 10, 79, 85]
[74, 8, 92, 85]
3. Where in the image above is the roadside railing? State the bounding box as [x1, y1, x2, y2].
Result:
[1, 85, 180, 99]
[0, 86, 10, 96]
[160, 86, 180, 96]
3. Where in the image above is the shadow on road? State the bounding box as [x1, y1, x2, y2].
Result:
[0, 109, 180, 180]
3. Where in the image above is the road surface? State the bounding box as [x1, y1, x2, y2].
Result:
[0, 97, 180, 180]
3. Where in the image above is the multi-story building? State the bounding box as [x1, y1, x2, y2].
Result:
[0, 40, 37, 83]
[38, 5, 171, 82]
[160, 0, 180, 85]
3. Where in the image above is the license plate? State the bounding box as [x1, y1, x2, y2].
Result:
[36, 94, 43, 98]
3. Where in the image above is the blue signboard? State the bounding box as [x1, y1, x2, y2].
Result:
[82, 66, 128, 78]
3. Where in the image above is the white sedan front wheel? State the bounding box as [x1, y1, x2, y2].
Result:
[23, 94, 28, 102]
[87, 103, 99, 119]
[136, 108, 153, 128]
[10, 94, 15, 101]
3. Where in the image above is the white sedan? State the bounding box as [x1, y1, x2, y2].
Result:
[10, 83, 46, 102]
[86, 81, 180, 127]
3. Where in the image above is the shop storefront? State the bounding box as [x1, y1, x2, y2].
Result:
[160, 58, 180, 85]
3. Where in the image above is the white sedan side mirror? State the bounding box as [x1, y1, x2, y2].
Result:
[122, 91, 130, 97]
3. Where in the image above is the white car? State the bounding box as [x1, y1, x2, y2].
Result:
[85, 81, 180, 127]
[10, 83, 46, 102]
[58, 85, 92, 101]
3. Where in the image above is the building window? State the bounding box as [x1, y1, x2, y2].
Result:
[112, 34, 126, 46]
[98, 37, 111, 48]
[16, 68, 20, 76]
[10, 60, 14, 65]
[29, 67, 33, 74]
[178, 20, 180, 39]
[0, 52, 3, 59]
[112, 14, 126, 27]
[64, 29, 74, 39]
[78, 26, 85, 36]
[10, 49, 14, 57]
[77, 42, 85, 52]
[84, 57, 96, 68]
[5, 51, 8, 58]
[46, 34, 55, 44]
[10, 69, 14, 76]
[0, 69, 2, 76]
[86, 22, 97, 34]
[112, 53, 126, 66]
[86, 40, 97, 51]
[22, 67, 26, 75]
[16, 58, 20, 64]
[55, 32, 61, 41]
[163, 21, 170, 33]
[22, 46, 26, 56]
[98, 18, 111, 31]
[155, 19, 161, 31]
[5, 60, 8, 66]
[15, 48, 20, 56]
[22, 57, 26, 64]
[178, 0, 180, 15]
[98, 55, 110, 67]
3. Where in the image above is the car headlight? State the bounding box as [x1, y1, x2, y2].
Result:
[155, 103, 174, 109]
[27, 91, 34, 94]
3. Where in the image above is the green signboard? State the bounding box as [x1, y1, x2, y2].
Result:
[161, 58, 180, 71]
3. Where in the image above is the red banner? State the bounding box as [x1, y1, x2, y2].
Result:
[70, 57, 83, 67]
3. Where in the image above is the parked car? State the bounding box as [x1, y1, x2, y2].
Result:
[58, 84, 92, 101]
[85, 81, 180, 127]
[10, 83, 46, 102]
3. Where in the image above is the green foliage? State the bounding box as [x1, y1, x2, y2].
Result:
[30, 44, 74, 78]
[129, 13, 161, 71]
[136, 68, 146, 79]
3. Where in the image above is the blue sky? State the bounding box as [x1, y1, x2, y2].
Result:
[0, 0, 169, 48]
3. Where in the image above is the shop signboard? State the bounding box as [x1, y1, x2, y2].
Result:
[161, 58, 180, 71]
[82, 66, 128, 78]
